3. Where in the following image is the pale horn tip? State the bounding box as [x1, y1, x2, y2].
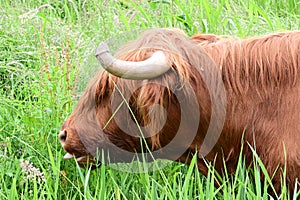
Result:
[95, 42, 110, 57]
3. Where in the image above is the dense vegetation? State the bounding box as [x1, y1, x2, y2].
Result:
[0, 0, 299, 199]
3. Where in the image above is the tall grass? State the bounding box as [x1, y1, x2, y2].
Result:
[0, 0, 299, 199]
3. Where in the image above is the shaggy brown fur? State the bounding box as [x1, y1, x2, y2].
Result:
[60, 29, 300, 196]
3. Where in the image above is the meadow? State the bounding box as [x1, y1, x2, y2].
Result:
[0, 0, 299, 199]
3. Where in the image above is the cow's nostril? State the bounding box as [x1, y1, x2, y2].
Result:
[59, 129, 67, 144]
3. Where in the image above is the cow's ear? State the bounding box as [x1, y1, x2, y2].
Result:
[95, 72, 114, 100]
[191, 34, 220, 45]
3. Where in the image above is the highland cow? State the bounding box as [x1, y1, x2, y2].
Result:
[59, 28, 300, 195]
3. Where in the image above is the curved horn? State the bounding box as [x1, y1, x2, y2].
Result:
[95, 42, 170, 80]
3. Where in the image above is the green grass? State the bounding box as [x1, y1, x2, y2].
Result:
[0, 0, 299, 199]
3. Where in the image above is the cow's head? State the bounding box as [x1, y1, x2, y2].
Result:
[59, 28, 223, 168]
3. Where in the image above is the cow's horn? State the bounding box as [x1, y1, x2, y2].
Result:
[95, 42, 170, 80]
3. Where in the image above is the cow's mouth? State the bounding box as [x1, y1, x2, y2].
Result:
[63, 153, 99, 168]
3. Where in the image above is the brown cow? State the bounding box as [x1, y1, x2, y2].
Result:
[59, 28, 300, 196]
